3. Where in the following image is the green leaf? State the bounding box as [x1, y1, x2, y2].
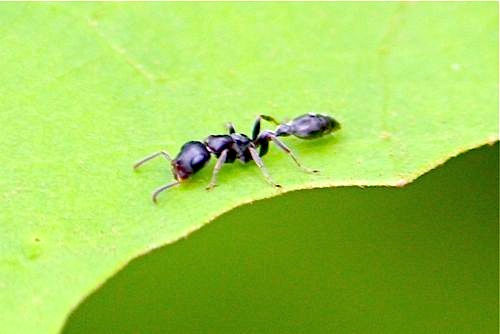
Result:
[0, 3, 497, 333]
[65, 144, 499, 333]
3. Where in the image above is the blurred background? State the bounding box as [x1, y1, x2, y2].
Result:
[64, 143, 498, 333]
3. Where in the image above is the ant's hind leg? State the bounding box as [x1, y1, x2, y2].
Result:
[268, 135, 319, 174]
[252, 115, 281, 140]
[134, 151, 172, 170]
[248, 147, 281, 188]
[206, 149, 228, 191]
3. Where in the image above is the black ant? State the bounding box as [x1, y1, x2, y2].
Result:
[134, 113, 341, 203]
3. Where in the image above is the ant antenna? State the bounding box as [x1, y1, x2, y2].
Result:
[134, 151, 172, 170]
[152, 181, 180, 203]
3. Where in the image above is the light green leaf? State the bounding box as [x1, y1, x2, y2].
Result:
[64, 144, 499, 333]
[0, 3, 497, 333]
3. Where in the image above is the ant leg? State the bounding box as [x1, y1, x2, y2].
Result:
[252, 117, 261, 141]
[267, 134, 319, 174]
[226, 122, 236, 134]
[134, 151, 172, 170]
[252, 115, 280, 140]
[248, 147, 281, 188]
[152, 180, 180, 203]
[256, 136, 269, 157]
[206, 149, 228, 191]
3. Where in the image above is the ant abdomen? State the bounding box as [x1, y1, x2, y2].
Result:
[276, 113, 341, 139]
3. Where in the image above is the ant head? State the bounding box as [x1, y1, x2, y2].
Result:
[171, 160, 192, 180]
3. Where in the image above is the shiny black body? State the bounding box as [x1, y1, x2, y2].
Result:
[134, 113, 341, 203]
[275, 113, 341, 139]
[253, 113, 341, 157]
[171, 141, 211, 180]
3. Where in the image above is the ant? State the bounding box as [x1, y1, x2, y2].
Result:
[134, 113, 341, 203]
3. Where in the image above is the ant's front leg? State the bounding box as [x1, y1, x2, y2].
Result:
[206, 149, 229, 191]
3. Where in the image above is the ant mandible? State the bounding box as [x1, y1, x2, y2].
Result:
[134, 113, 341, 203]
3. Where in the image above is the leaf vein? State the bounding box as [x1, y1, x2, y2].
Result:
[83, 17, 157, 84]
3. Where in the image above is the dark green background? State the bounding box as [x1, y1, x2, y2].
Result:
[65, 144, 498, 333]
